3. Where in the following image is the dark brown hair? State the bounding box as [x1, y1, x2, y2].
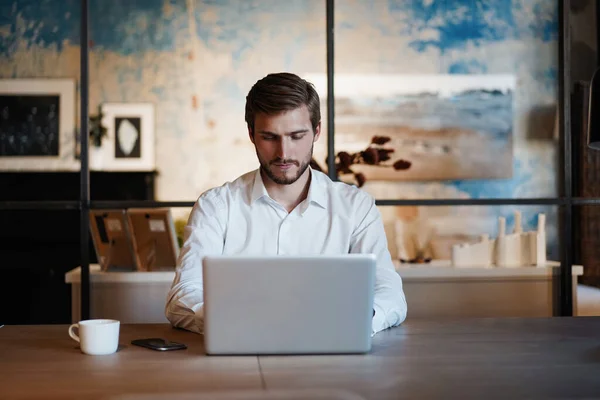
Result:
[245, 72, 321, 135]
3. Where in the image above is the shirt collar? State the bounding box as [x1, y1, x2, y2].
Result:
[250, 167, 327, 210]
[304, 168, 327, 210]
[250, 169, 270, 204]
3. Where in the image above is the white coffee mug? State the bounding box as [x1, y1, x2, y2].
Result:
[68, 319, 120, 355]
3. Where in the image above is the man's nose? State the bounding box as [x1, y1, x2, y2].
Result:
[275, 139, 289, 159]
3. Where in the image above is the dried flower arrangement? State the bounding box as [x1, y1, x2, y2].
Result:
[89, 113, 107, 147]
[311, 135, 412, 187]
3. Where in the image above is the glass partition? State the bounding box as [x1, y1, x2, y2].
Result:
[384, 204, 566, 318]
[379, 204, 560, 264]
[573, 205, 600, 294]
[327, 1, 560, 200]
[0, 0, 586, 323]
[87, 0, 326, 203]
[0, 1, 82, 197]
[0, 210, 80, 324]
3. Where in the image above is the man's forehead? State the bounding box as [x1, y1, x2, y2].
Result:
[255, 109, 312, 132]
[255, 105, 310, 120]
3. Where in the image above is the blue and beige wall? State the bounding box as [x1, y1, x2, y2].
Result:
[0, 0, 566, 256]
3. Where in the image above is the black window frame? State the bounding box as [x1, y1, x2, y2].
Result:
[0, 0, 581, 320]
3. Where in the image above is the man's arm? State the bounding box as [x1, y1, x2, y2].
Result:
[349, 196, 407, 335]
[165, 192, 226, 334]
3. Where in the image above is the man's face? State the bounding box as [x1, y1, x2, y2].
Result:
[250, 105, 320, 185]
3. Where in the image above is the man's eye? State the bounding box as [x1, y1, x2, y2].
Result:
[263, 136, 276, 141]
[291, 135, 304, 140]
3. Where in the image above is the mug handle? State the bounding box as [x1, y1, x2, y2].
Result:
[68, 324, 80, 343]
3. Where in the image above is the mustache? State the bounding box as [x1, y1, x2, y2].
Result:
[270, 159, 299, 166]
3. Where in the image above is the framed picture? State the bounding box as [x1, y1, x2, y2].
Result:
[0, 78, 78, 171]
[127, 208, 179, 271]
[89, 209, 139, 271]
[95, 102, 155, 171]
[305, 73, 515, 181]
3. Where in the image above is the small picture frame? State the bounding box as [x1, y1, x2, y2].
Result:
[0, 78, 78, 171]
[89, 209, 139, 271]
[127, 208, 180, 271]
[95, 102, 155, 171]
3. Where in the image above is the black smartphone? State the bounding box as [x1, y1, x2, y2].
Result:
[131, 338, 187, 351]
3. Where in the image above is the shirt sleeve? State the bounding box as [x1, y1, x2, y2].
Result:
[349, 195, 408, 335]
[164, 192, 226, 334]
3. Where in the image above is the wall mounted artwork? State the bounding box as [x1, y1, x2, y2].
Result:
[306, 74, 516, 181]
[0, 78, 78, 171]
[93, 103, 155, 171]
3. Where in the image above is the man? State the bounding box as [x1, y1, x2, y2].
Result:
[165, 72, 407, 335]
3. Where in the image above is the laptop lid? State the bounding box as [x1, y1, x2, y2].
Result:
[202, 254, 376, 355]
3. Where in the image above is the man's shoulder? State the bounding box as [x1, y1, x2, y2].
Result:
[196, 170, 256, 205]
[313, 169, 374, 207]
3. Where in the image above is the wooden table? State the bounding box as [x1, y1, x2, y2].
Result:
[2, 318, 600, 399]
[0, 324, 261, 400]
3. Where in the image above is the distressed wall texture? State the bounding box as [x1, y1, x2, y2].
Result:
[0, 0, 562, 256]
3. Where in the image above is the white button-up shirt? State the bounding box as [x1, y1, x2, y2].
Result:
[165, 167, 407, 335]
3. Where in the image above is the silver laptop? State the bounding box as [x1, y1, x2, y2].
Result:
[202, 254, 376, 355]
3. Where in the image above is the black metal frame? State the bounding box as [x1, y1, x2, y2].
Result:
[558, 0, 573, 316]
[80, 0, 91, 320]
[0, 0, 582, 319]
[326, 0, 336, 180]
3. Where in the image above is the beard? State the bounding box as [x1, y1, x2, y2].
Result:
[258, 146, 313, 185]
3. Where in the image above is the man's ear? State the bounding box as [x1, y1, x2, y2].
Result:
[248, 127, 255, 144]
[313, 122, 321, 142]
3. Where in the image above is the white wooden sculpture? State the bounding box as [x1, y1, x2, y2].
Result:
[451, 211, 547, 268]
[531, 213, 546, 266]
[451, 234, 492, 268]
[497, 212, 522, 268]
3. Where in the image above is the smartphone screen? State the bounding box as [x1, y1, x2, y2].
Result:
[131, 338, 187, 351]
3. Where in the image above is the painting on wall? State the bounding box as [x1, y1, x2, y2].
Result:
[306, 74, 516, 181]
[92, 103, 155, 171]
[0, 78, 78, 171]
